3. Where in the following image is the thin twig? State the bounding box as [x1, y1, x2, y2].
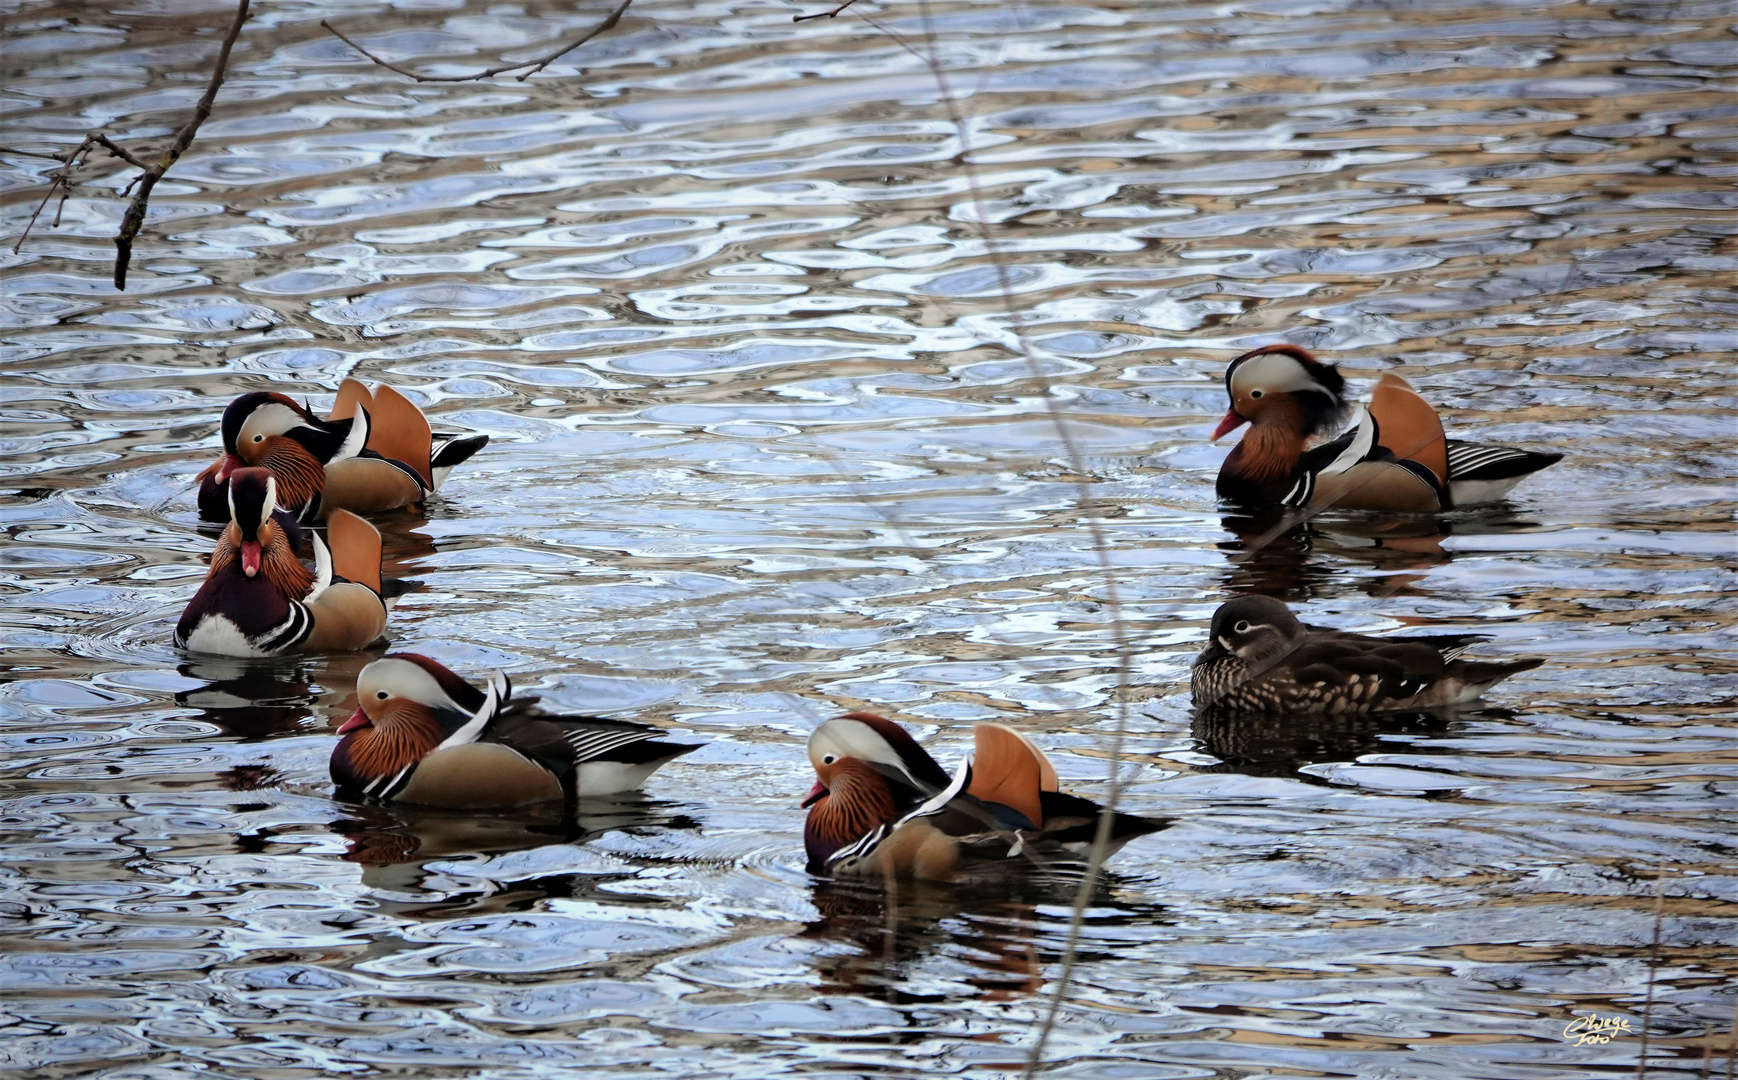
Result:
[11, 137, 97, 254]
[795, 0, 865, 21]
[14, 166, 75, 255]
[113, 0, 250, 289]
[321, 0, 631, 84]
[0, 147, 69, 161]
[92, 134, 151, 172]
[1638, 879, 1665, 1079]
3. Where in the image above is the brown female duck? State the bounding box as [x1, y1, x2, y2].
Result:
[1192, 595, 1543, 714]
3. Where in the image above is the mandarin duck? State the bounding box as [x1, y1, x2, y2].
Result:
[802, 714, 1166, 882]
[175, 468, 388, 657]
[1212, 345, 1561, 512]
[330, 654, 700, 809]
[197, 378, 488, 523]
[1192, 595, 1543, 714]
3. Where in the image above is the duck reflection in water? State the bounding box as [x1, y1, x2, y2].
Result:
[804, 873, 1164, 1004]
[1192, 708, 1458, 782]
[332, 795, 700, 905]
[1218, 503, 1549, 603]
[1217, 508, 1452, 602]
[174, 653, 378, 739]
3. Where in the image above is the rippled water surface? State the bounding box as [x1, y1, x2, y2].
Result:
[3, 0, 1736, 1076]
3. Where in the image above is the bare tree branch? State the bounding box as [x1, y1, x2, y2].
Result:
[113, 0, 251, 289]
[795, 0, 864, 22]
[321, 0, 631, 84]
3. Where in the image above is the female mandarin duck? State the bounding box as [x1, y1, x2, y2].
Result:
[802, 713, 1166, 882]
[330, 654, 699, 808]
[1213, 345, 1561, 512]
[197, 378, 487, 523]
[1192, 595, 1543, 714]
[175, 467, 388, 657]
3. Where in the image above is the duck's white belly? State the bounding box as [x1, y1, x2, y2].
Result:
[179, 615, 265, 658]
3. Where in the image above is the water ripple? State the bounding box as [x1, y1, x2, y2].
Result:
[1, 0, 1733, 1077]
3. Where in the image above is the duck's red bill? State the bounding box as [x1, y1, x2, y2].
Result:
[1211, 408, 1247, 441]
[240, 541, 261, 577]
[336, 707, 371, 735]
[215, 453, 245, 483]
[800, 781, 826, 808]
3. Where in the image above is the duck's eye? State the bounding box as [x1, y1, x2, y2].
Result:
[375, 691, 388, 700]
[253, 434, 264, 442]
[1234, 620, 1251, 634]
[821, 755, 836, 765]
[1250, 390, 1264, 399]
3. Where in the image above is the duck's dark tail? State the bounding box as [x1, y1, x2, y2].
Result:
[430, 434, 490, 491]
[1446, 440, 1562, 505]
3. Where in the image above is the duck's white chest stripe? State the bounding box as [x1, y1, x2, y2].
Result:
[367, 762, 416, 799]
[256, 602, 312, 653]
[827, 824, 892, 874]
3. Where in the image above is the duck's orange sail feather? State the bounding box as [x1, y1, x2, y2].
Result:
[1369, 373, 1447, 487]
[364, 385, 433, 489]
[329, 378, 372, 423]
[966, 724, 1047, 829]
[325, 509, 382, 594]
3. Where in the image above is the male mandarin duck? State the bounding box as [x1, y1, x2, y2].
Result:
[175, 467, 388, 657]
[196, 378, 488, 523]
[329, 654, 699, 808]
[1212, 345, 1561, 512]
[802, 713, 1166, 882]
[1192, 595, 1543, 714]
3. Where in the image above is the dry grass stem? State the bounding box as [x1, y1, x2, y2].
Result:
[795, 0, 867, 21]
[1725, 989, 1736, 1079]
[1638, 879, 1664, 1078]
